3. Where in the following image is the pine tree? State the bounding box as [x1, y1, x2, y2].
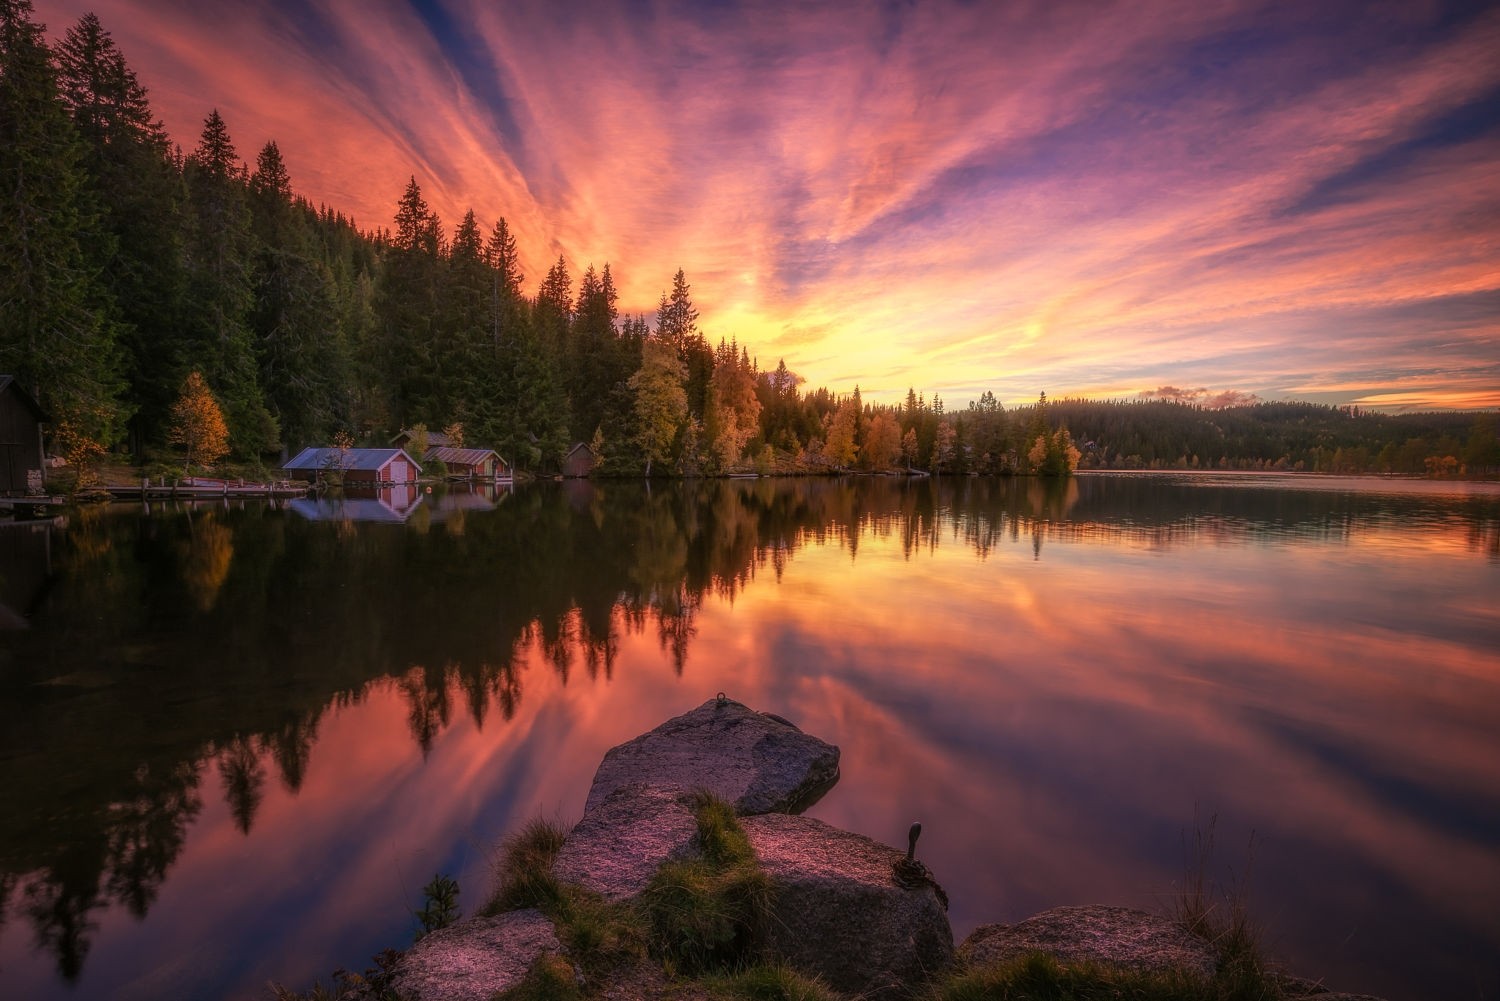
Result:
[380, 177, 445, 428]
[183, 109, 278, 454]
[54, 11, 184, 452]
[656, 269, 712, 420]
[0, 0, 125, 452]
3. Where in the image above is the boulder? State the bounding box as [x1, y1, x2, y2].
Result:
[389, 908, 568, 1001]
[741, 812, 954, 1000]
[584, 696, 840, 816]
[960, 905, 1217, 978]
[552, 784, 701, 900]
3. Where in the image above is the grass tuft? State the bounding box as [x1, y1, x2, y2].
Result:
[927, 951, 1211, 1001]
[1170, 811, 1273, 1000]
[485, 818, 570, 915]
[641, 791, 774, 976]
[494, 952, 585, 1001]
[700, 961, 845, 1000]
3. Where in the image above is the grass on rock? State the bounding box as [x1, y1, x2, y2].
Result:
[640, 791, 774, 975]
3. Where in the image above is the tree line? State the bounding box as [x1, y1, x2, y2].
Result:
[3, 2, 1495, 481]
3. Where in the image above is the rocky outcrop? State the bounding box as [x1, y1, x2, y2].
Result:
[389, 908, 568, 1001]
[960, 905, 1217, 978]
[743, 812, 954, 1000]
[584, 696, 840, 816]
[551, 784, 700, 900]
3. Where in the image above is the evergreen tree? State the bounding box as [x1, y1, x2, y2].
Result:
[441, 208, 493, 429]
[483, 218, 564, 468]
[570, 262, 633, 442]
[183, 109, 277, 454]
[55, 12, 185, 452]
[535, 256, 572, 356]
[0, 0, 125, 451]
[380, 177, 445, 429]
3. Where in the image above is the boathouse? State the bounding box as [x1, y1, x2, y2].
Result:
[423, 446, 508, 480]
[282, 447, 421, 485]
[561, 442, 598, 478]
[0, 377, 47, 497]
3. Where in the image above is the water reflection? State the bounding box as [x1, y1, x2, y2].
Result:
[0, 475, 1496, 1000]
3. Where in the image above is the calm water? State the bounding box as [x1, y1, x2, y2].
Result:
[1, 473, 1497, 1000]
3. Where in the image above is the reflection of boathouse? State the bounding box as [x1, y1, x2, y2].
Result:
[282, 447, 421, 486]
[0, 521, 52, 628]
[288, 482, 423, 523]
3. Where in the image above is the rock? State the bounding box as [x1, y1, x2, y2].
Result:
[741, 812, 954, 1000]
[961, 904, 1217, 978]
[584, 696, 840, 816]
[552, 784, 701, 900]
[389, 908, 569, 1001]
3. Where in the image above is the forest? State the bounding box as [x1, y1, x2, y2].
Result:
[3, 3, 1497, 481]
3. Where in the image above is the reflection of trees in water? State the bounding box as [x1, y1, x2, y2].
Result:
[8, 758, 202, 982]
[217, 737, 266, 835]
[179, 513, 234, 612]
[2, 476, 1495, 978]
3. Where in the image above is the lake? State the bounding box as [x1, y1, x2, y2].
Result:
[1, 472, 1497, 1000]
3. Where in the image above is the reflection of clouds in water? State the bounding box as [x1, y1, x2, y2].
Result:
[1, 476, 1496, 1000]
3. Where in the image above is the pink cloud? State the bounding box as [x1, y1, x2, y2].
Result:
[31, 0, 1500, 410]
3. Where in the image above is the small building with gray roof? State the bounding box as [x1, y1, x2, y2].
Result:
[282, 447, 421, 485]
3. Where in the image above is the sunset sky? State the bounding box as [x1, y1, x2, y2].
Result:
[34, 0, 1500, 410]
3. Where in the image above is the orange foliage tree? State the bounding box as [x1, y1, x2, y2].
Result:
[169, 372, 230, 473]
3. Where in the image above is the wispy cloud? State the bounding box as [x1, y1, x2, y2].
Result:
[34, 0, 1500, 409]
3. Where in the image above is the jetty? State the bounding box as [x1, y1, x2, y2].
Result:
[104, 477, 312, 500]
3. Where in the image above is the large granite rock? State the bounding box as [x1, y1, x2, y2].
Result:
[389, 908, 569, 1001]
[742, 812, 954, 1000]
[961, 905, 1218, 978]
[552, 784, 701, 900]
[584, 696, 840, 816]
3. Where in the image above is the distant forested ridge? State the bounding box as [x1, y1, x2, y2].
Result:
[3, 3, 1496, 479]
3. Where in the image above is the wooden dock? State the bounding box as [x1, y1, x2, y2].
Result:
[105, 480, 312, 500]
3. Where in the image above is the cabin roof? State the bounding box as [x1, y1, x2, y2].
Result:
[424, 446, 502, 466]
[391, 429, 453, 449]
[283, 447, 421, 472]
[0, 376, 48, 421]
[565, 442, 596, 458]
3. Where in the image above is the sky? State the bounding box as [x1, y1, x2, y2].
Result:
[33, 0, 1500, 411]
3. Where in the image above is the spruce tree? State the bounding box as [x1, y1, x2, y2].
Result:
[0, 0, 125, 451]
[380, 177, 445, 428]
[183, 109, 278, 454]
[54, 11, 184, 452]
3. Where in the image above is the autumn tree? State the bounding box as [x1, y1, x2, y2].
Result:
[630, 338, 687, 477]
[169, 371, 230, 472]
[863, 411, 903, 471]
[821, 398, 859, 470]
[932, 420, 957, 473]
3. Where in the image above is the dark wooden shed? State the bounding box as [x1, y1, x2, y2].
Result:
[561, 442, 598, 478]
[0, 377, 47, 496]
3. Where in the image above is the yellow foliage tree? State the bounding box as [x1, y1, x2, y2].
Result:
[169, 372, 230, 473]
